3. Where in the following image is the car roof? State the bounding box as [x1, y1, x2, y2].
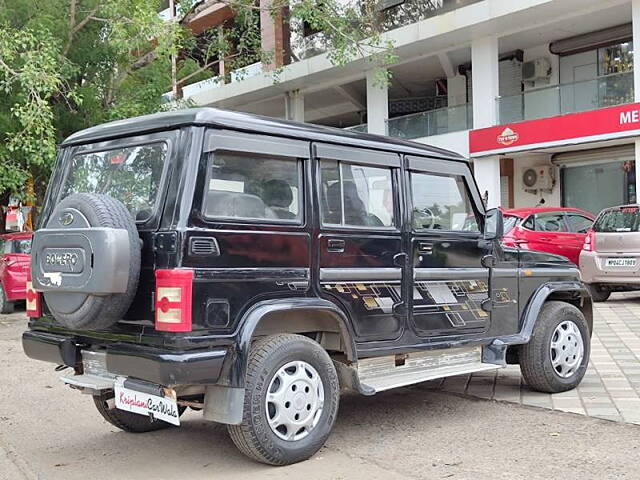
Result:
[0, 232, 33, 240]
[61, 107, 465, 162]
[502, 206, 594, 219]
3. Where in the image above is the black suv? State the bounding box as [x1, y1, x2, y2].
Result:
[23, 108, 592, 465]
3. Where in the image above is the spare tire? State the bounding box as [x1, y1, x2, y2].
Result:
[33, 193, 141, 330]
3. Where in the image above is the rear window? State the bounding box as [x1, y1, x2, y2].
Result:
[593, 207, 640, 232]
[61, 142, 167, 222]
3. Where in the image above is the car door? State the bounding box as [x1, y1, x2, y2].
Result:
[406, 156, 519, 338]
[315, 144, 407, 342]
[525, 212, 575, 262]
[564, 212, 594, 264]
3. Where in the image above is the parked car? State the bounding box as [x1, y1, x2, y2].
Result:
[501, 207, 595, 265]
[0, 232, 32, 313]
[23, 108, 592, 466]
[580, 204, 640, 302]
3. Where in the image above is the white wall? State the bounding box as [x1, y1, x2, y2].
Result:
[415, 130, 470, 157]
[513, 154, 562, 208]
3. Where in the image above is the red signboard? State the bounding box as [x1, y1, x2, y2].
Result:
[469, 102, 640, 156]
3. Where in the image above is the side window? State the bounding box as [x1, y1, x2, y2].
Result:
[204, 152, 302, 223]
[320, 160, 394, 227]
[13, 239, 32, 254]
[410, 171, 479, 232]
[534, 213, 568, 232]
[566, 214, 593, 233]
[522, 215, 535, 230]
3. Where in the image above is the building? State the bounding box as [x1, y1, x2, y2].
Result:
[170, 0, 640, 215]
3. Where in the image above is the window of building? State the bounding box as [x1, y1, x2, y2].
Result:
[410, 172, 479, 232]
[320, 160, 394, 228]
[204, 152, 302, 223]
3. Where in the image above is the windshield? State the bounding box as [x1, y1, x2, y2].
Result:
[593, 207, 640, 233]
[62, 142, 167, 222]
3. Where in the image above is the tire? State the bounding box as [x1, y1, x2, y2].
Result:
[93, 391, 185, 433]
[520, 301, 590, 393]
[227, 334, 340, 466]
[41, 193, 141, 330]
[586, 283, 611, 302]
[0, 285, 14, 314]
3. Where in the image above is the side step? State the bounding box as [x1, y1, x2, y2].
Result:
[357, 346, 501, 393]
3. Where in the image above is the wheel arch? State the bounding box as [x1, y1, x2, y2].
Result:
[221, 298, 357, 389]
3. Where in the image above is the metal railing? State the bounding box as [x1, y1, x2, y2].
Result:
[386, 103, 473, 139]
[498, 71, 634, 123]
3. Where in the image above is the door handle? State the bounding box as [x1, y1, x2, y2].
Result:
[418, 241, 433, 254]
[327, 239, 345, 253]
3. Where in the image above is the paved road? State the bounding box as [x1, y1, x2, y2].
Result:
[1, 312, 639, 480]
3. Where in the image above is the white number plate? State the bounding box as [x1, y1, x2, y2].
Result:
[114, 378, 180, 426]
[605, 257, 636, 267]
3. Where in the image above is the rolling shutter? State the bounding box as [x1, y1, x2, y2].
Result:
[552, 145, 634, 167]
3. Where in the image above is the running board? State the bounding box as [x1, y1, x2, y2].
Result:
[356, 346, 501, 393]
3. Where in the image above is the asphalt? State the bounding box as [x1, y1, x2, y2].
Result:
[1, 311, 639, 480]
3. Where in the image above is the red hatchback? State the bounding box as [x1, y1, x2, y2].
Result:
[0, 232, 32, 313]
[501, 207, 595, 265]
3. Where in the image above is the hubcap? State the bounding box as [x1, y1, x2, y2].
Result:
[550, 320, 584, 378]
[265, 361, 325, 442]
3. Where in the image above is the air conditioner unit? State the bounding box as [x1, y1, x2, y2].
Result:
[522, 58, 552, 82]
[522, 166, 554, 191]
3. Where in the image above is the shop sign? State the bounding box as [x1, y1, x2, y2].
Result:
[470, 102, 640, 156]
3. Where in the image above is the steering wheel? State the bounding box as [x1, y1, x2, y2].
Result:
[418, 207, 435, 229]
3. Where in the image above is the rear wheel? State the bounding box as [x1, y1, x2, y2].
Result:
[227, 334, 340, 466]
[586, 284, 611, 302]
[520, 301, 590, 393]
[93, 391, 185, 433]
[0, 286, 14, 314]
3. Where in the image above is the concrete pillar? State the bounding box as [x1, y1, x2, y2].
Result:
[633, 0, 640, 203]
[285, 90, 304, 122]
[366, 68, 389, 135]
[471, 36, 499, 128]
[474, 156, 502, 209]
[471, 36, 501, 207]
[260, 0, 290, 71]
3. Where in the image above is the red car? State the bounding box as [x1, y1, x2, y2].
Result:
[0, 232, 32, 313]
[501, 207, 595, 265]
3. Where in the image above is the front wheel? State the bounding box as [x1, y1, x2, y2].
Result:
[227, 334, 340, 466]
[586, 283, 611, 302]
[519, 301, 590, 393]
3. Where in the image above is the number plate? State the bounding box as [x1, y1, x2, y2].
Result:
[114, 378, 180, 426]
[605, 257, 637, 267]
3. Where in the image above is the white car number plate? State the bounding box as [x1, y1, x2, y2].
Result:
[114, 378, 180, 426]
[605, 258, 636, 267]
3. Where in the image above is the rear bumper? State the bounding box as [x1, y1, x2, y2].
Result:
[22, 330, 227, 386]
[579, 251, 640, 285]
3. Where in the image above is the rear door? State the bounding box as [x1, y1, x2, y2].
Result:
[522, 212, 575, 261]
[564, 212, 594, 264]
[314, 144, 407, 342]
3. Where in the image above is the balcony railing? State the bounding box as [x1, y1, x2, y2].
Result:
[498, 71, 634, 124]
[379, 0, 483, 33]
[386, 103, 472, 139]
[345, 123, 368, 133]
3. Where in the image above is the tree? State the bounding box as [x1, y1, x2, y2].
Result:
[0, 0, 396, 228]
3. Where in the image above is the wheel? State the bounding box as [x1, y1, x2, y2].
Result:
[93, 391, 185, 433]
[0, 286, 14, 314]
[227, 334, 340, 466]
[36, 193, 141, 330]
[586, 283, 610, 302]
[519, 301, 590, 393]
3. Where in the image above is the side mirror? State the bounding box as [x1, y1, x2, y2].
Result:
[484, 208, 504, 241]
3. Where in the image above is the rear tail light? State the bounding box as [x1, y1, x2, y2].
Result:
[25, 269, 42, 318]
[582, 229, 596, 252]
[155, 269, 193, 332]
